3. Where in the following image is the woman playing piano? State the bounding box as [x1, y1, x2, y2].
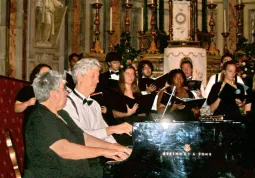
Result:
[157, 69, 200, 121]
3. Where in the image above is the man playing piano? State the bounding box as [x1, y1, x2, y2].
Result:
[63, 58, 132, 144]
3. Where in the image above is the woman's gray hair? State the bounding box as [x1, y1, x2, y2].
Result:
[72, 58, 101, 83]
[33, 70, 65, 102]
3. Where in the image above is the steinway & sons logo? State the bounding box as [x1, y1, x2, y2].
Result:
[162, 144, 212, 157]
[184, 144, 191, 152]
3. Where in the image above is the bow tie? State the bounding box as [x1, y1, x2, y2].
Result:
[110, 71, 119, 75]
[83, 99, 93, 106]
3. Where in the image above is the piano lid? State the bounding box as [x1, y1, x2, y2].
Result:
[105, 121, 246, 178]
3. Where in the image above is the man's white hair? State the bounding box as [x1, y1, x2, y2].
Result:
[72, 58, 101, 83]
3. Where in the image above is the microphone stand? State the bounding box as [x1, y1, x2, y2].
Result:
[161, 86, 176, 119]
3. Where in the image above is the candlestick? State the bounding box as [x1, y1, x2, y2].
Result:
[124, 2, 133, 36]
[223, 9, 227, 33]
[110, 7, 112, 31]
[169, 0, 173, 41]
[207, 3, 219, 56]
[221, 32, 230, 54]
[90, 2, 104, 54]
[235, 3, 245, 37]
[107, 30, 115, 52]
[235, 2, 245, 50]
[138, 31, 145, 53]
[147, 3, 159, 54]
[141, 7, 144, 31]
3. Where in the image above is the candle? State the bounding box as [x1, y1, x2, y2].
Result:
[238, 0, 242, 4]
[223, 9, 227, 33]
[152, 0, 154, 4]
[110, 7, 112, 31]
[126, 0, 129, 4]
[210, 0, 213, 3]
[96, 0, 98, 3]
[141, 7, 144, 31]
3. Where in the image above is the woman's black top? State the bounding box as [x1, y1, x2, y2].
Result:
[15, 85, 35, 117]
[207, 82, 245, 121]
[24, 103, 102, 178]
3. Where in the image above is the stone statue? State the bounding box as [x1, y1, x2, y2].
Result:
[35, 0, 63, 46]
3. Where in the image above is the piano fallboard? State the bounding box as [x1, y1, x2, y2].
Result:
[105, 121, 247, 178]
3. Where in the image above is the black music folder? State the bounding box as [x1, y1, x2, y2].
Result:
[90, 92, 105, 106]
[186, 80, 202, 91]
[160, 92, 205, 109]
[108, 79, 119, 91]
[173, 96, 206, 109]
[138, 73, 168, 91]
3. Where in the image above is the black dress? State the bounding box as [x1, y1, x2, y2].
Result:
[24, 103, 103, 178]
[207, 82, 245, 120]
[109, 91, 153, 125]
[108, 91, 153, 146]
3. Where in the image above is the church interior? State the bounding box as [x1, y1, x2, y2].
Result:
[0, 0, 254, 81]
[1, 0, 255, 177]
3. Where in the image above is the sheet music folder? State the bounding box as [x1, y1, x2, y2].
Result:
[161, 92, 205, 109]
[186, 80, 202, 90]
[138, 73, 168, 91]
[90, 92, 105, 106]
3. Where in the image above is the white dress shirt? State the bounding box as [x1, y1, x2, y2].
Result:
[204, 72, 244, 98]
[109, 70, 120, 80]
[63, 89, 116, 143]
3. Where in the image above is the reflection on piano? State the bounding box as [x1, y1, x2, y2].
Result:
[104, 121, 251, 178]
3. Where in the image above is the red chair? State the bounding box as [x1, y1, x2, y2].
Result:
[0, 76, 29, 177]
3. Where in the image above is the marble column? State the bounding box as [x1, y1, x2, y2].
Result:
[111, 0, 121, 46]
[15, 0, 24, 80]
[22, 0, 28, 80]
[80, 0, 85, 53]
[8, 0, 17, 77]
[72, 0, 81, 53]
[228, 0, 237, 53]
[0, 0, 8, 75]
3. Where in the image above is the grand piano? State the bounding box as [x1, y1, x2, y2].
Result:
[104, 121, 254, 178]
